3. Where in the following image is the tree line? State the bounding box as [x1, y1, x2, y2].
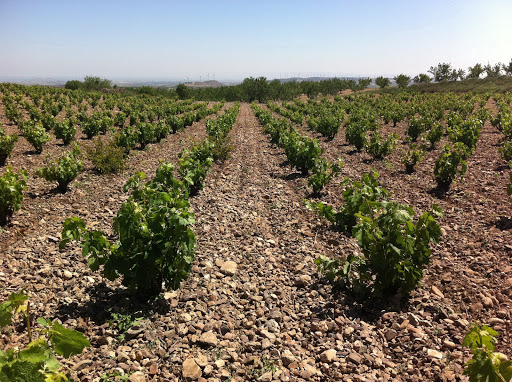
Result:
[377, 59, 512, 89]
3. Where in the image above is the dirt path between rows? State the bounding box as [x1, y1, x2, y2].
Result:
[1, 102, 511, 381]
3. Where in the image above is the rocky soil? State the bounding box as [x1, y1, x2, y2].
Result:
[1, 101, 511, 381]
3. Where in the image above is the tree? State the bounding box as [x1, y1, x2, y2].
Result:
[502, 59, 512, 76]
[412, 73, 431, 84]
[375, 76, 390, 88]
[176, 84, 190, 100]
[394, 74, 411, 88]
[82, 76, 112, 91]
[484, 63, 502, 77]
[467, 63, 484, 79]
[428, 63, 453, 82]
[357, 78, 371, 90]
[240, 77, 269, 103]
[65, 80, 83, 90]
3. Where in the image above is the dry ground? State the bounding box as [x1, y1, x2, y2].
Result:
[1, 100, 511, 381]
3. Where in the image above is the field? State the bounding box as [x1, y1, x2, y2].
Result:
[0, 84, 511, 381]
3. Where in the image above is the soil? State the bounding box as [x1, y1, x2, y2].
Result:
[0, 97, 511, 382]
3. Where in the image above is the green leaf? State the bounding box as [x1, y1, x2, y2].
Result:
[0, 291, 28, 327]
[59, 217, 86, 250]
[49, 322, 90, 358]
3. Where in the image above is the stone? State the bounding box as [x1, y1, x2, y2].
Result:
[281, 350, 297, 367]
[260, 329, 276, 342]
[261, 338, 272, 349]
[427, 349, 443, 359]
[73, 359, 93, 371]
[258, 371, 273, 381]
[385, 329, 397, 341]
[294, 275, 311, 286]
[482, 296, 493, 308]
[63, 270, 73, 280]
[149, 363, 158, 375]
[320, 349, 337, 363]
[179, 313, 192, 323]
[195, 353, 209, 367]
[431, 286, 444, 299]
[443, 340, 457, 350]
[489, 318, 505, 326]
[199, 331, 218, 347]
[347, 353, 361, 365]
[220, 261, 237, 276]
[129, 372, 147, 382]
[183, 358, 202, 381]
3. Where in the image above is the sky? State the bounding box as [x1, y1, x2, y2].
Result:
[0, 0, 511, 82]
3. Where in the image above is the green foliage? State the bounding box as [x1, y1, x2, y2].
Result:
[394, 74, 411, 88]
[85, 138, 126, 174]
[154, 120, 170, 142]
[447, 117, 483, 156]
[500, 140, 512, 162]
[113, 126, 139, 152]
[64, 79, 82, 90]
[41, 114, 56, 132]
[306, 170, 387, 233]
[81, 119, 101, 139]
[36, 145, 83, 192]
[463, 323, 512, 382]
[407, 116, 425, 142]
[177, 140, 214, 195]
[0, 127, 18, 166]
[425, 122, 444, 150]
[412, 73, 432, 84]
[345, 124, 368, 152]
[82, 76, 112, 91]
[108, 312, 142, 336]
[0, 167, 28, 225]
[402, 144, 425, 173]
[313, 175, 441, 296]
[136, 122, 155, 149]
[60, 163, 196, 296]
[53, 121, 76, 145]
[282, 131, 322, 175]
[114, 112, 127, 128]
[210, 135, 234, 163]
[0, 291, 89, 382]
[308, 158, 343, 195]
[434, 143, 468, 190]
[429, 63, 454, 82]
[24, 123, 50, 154]
[349, 203, 441, 295]
[375, 76, 391, 88]
[306, 112, 343, 139]
[365, 130, 397, 159]
[467, 64, 485, 79]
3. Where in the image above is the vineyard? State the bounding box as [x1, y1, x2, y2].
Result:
[0, 83, 512, 381]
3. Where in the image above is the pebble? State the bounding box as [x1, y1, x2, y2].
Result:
[320, 349, 337, 363]
[347, 353, 362, 365]
[427, 349, 443, 359]
[183, 358, 202, 381]
[199, 331, 218, 347]
[128, 371, 146, 382]
[73, 359, 93, 371]
[220, 260, 238, 276]
[294, 275, 311, 286]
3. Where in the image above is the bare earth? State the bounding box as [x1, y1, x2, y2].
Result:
[1, 100, 511, 381]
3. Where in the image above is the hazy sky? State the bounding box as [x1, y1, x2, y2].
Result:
[1, 0, 511, 81]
